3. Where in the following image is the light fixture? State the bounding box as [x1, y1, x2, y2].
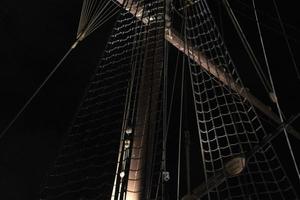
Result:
[125, 127, 133, 135]
[120, 171, 125, 178]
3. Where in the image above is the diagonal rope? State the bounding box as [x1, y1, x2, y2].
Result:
[0, 0, 121, 141]
[82, 1, 111, 35]
[85, 6, 120, 38]
[252, 0, 300, 183]
[271, 0, 300, 81]
[177, 8, 188, 199]
[78, 0, 121, 40]
[221, 0, 300, 35]
[222, 0, 273, 95]
[77, 0, 97, 37]
[0, 44, 75, 140]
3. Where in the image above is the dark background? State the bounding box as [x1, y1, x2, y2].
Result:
[0, 0, 299, 199]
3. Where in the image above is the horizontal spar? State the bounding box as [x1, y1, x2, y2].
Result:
[113, 0, 300, 140]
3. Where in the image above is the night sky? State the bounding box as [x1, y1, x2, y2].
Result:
[0, 0, 299, 199]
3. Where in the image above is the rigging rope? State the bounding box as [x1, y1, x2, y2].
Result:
[112, 0, 145, 197]
[177, 49, 185, 200]
[165, 11, 186, 150]
[227, 0, 300, 36]
[41, 6, 152, 198]
[222, 0, 273, 96]
[0, 45, 74, 140]
[0, 0, 120, 140]
[252, 0, 300, 183]
[210, 0, 300, 45]
[77, 0, 121, 40]
[271, 0, 300, 81]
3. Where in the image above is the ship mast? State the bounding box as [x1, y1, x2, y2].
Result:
[38, 1, 300, 199]
[125, 24, 165, 199]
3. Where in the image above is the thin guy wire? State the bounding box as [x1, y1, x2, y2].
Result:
[177, 52, 185, 200]
[111, 3, 140, 198]
[0, 43, 76, 140]
[222, 0, 272, 94]
[83, 0, 111, 37]
[252, 0, 300, 184]
[271, 0, 300, 80]
[85, 6, 120, 37]
[232, 0, 300, 34]
[85, 3, 116, 32]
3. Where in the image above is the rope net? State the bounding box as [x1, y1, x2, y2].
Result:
[178, 0, 299, 199]
[40, 0, 166, 199]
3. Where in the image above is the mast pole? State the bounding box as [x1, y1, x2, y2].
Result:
[120, 1, 165, 199]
